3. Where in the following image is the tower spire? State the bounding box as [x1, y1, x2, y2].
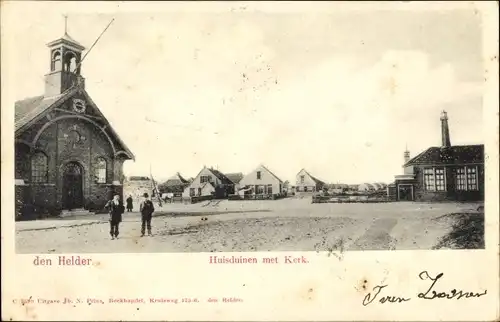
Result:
[403, 144, 410, 164]
[63, 14, 68, 34]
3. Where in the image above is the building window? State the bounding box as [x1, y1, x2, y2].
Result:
[455, 167, 467, 190]
[267, 184, 273, 195]
[304, 186, 309, 192]
[300, 175, 305, 184]
[423, 168, 435, 191]
[31, 152, 48, 183]
[467, 167, 478, 190]
[257, 171, 261, 180]
[200, 175, 211, 183]
[95, 157, 107, 183]
[454, 166, 478, 191]
[256, 185, 264, 195]
[51, 50, 62, 71]
[424, 167, 446, 191]
[435, 168, 445, 191]
[190, 188, 195, 197]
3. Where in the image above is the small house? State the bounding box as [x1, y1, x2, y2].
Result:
[158, 172, 189, 197]
[182, 166, 235, 199]
[295, 169, 326, 193]
[238, 164, 284, 199]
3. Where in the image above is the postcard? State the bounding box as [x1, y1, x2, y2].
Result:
[1, 1, 499, 321]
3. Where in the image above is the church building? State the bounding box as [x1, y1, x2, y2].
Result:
[14, 26, 134, 219]
[390, 111, 484, 202]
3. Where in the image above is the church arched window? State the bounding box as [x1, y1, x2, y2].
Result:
[31, 152, 48, 183]
[51, 51, 62, 72]
[95, 157, 107, 184]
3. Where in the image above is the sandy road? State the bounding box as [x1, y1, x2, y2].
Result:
[15, 199, 482, 253]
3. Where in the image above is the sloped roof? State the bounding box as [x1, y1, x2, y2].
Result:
[47, 32, 86, 51]
[404, 145, 484, 166]
[301, 169, 325, 186]
[61, 33, 84, 46]
[225, 172, 244, 184]
[162, 172, 189, 186]
[14, 86, 135, 160]
[15, 92, 69, 131]
[208, 168, 234, 185]
[260, 164, 283, 183]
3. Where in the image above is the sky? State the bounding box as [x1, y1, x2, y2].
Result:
[3, 2, 485, 184]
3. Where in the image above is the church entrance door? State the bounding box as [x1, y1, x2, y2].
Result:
[62, 162, 84, 210]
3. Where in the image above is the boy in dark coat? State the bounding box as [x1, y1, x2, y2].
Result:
[106, 194, 125, 240]
[140, 193, 155, 237]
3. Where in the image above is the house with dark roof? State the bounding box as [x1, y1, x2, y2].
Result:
[225, 172, 244, 192]
[182, 166, 235, 199]
[238, 164, 284, 199]
[14, 26, 134, 218]
[295, 169, 326, 194]
[158, 172, 189, 197]
[391, 111, 484, 202]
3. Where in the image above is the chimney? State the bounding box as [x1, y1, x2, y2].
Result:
[440, 110, 451, 148]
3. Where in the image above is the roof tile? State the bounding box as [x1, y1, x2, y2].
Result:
[405, 145, 484, 166]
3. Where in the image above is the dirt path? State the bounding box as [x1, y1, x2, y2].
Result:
[350, 218, 398, 250]
[15, 201, 483, 253]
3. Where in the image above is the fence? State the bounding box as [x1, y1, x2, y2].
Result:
[228, 194, 285, 201]
[312, 195, 391, 204]
[185, 195, 214, 204]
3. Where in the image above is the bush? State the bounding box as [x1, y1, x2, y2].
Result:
[433, 213, 485, 249]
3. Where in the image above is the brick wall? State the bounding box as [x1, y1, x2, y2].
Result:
[413, 164, 484, 202]
[15, 114, 130, 216]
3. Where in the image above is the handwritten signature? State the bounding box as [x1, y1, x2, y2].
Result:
[362, 271, 487, 306]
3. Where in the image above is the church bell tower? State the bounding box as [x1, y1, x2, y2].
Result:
[44, 16, 86, 97]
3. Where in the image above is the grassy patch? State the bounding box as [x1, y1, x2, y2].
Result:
[433, 212, 485, 249]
